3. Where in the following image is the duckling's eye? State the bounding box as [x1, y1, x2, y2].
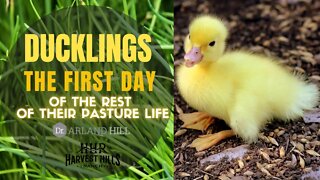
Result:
[209, 41, 215, 46]
[189, 35, 190, 39]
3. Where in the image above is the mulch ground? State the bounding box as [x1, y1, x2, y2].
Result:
[174, 0, 320, 179]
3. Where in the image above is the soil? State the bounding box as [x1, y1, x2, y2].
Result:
[174, 0, 320, 179]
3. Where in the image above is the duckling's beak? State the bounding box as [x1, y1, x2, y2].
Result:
[184, 47, 203, 67]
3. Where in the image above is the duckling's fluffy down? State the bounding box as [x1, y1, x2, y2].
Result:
[177, 51, 319, 142]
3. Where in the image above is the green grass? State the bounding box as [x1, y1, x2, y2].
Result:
[0, 0, 173, 179]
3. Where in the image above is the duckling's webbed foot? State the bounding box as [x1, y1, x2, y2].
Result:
[179, 112, 214, 131]
[189, 130, 235, 151]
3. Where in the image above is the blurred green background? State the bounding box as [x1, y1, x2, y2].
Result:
[0, 0, 173, 179]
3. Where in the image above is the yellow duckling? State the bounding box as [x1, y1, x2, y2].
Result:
[176, 15, 319, 151]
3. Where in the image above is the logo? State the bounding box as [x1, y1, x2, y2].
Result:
[65, 142, 121, 168]
[52, 122, 130, 137]
[53, 122, 67, 137]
